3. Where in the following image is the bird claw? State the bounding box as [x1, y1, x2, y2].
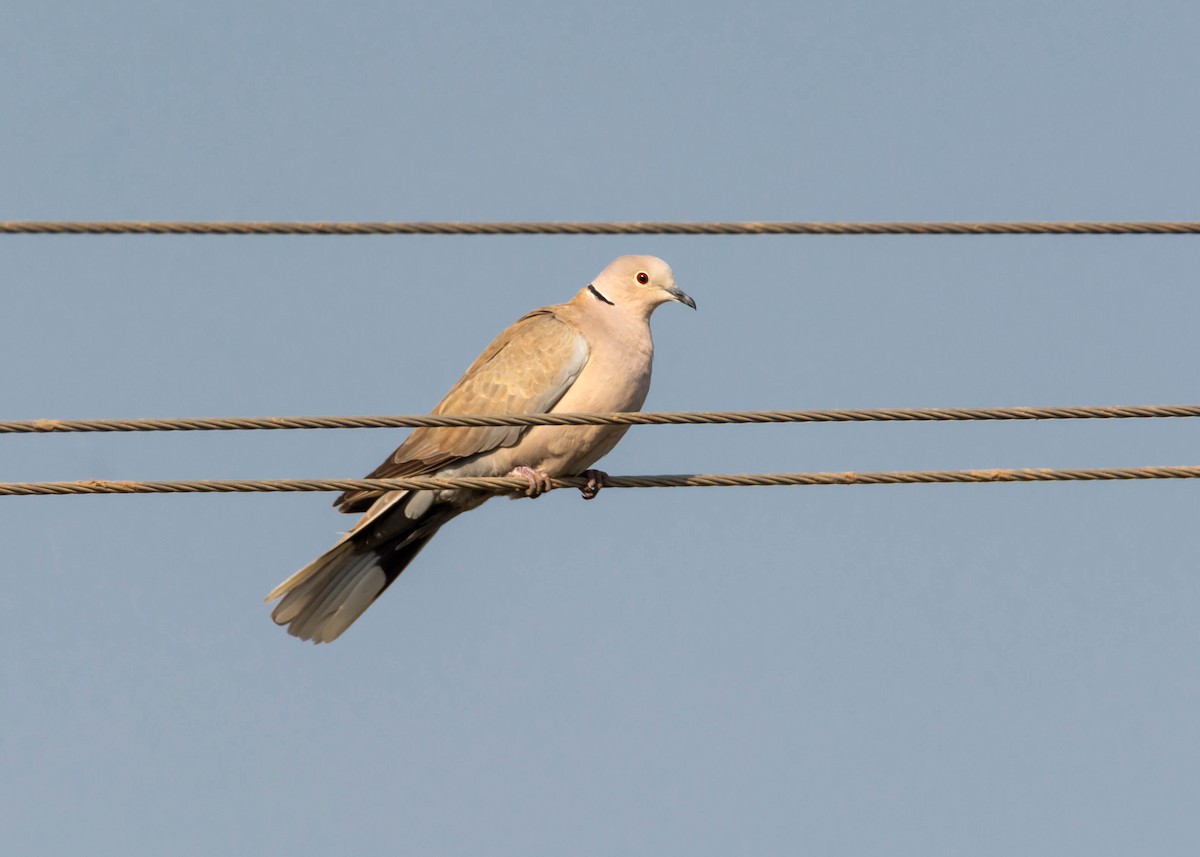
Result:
[507, 465, 553, 498]
[580, 469, 609, 500]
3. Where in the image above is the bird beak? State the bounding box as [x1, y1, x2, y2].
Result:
[667, 285, 697, 310]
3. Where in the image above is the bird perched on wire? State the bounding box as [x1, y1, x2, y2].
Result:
[265, 255, 696, 642]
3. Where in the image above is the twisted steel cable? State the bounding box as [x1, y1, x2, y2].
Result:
[5, 404, 1200, 434]
[3, 466, 1200, 496]
[4, 220, 1200, 235]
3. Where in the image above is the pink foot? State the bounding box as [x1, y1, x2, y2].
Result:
[580, 469, 609, 500]
[507, 465, 553, 498]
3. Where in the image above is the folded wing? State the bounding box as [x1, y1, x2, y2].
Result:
[336, 308, 589, 512]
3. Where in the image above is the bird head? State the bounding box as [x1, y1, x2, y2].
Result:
[586, 255, 696, 315]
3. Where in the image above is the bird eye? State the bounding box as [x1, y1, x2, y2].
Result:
[636, 272, 649, 284]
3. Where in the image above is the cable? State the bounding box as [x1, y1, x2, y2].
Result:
[6, 403, 1200, 434]
[4, 220, 1200, 235]
[3, 466, 1199, 496]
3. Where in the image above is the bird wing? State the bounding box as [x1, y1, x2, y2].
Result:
[335, 308, 588, 511]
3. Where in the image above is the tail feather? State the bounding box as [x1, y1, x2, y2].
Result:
[266, 490, 459, 643]
[286, 551, 381, 640]
[264, 539, 354, 607]
[312, 566, 389, 642]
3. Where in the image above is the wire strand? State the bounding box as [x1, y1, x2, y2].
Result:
[3, 466, 1199, 496]
[4, 220, 1200, 235]
[6, 403, 1200, 434]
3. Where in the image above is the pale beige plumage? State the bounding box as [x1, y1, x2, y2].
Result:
[266, 255, 695, 643]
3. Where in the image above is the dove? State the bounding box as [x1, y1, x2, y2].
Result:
[266, 255, 695, 643]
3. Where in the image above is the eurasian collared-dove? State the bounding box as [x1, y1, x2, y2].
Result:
[266, 255, 695, 643]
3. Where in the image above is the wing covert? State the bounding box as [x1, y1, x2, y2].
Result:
[335, 309, 588, 511]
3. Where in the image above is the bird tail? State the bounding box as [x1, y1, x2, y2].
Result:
[265, 490, 458, 643]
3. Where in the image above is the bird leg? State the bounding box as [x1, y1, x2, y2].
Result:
[507, 465, 554, 498]
[580, 469, 609, 500]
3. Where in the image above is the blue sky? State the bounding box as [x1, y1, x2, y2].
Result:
[3, 3, 1200, 855]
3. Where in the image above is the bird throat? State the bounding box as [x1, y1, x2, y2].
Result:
[587, 284, 615, 306]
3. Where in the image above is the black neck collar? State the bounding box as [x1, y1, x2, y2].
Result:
[587, 284, 615, 306]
